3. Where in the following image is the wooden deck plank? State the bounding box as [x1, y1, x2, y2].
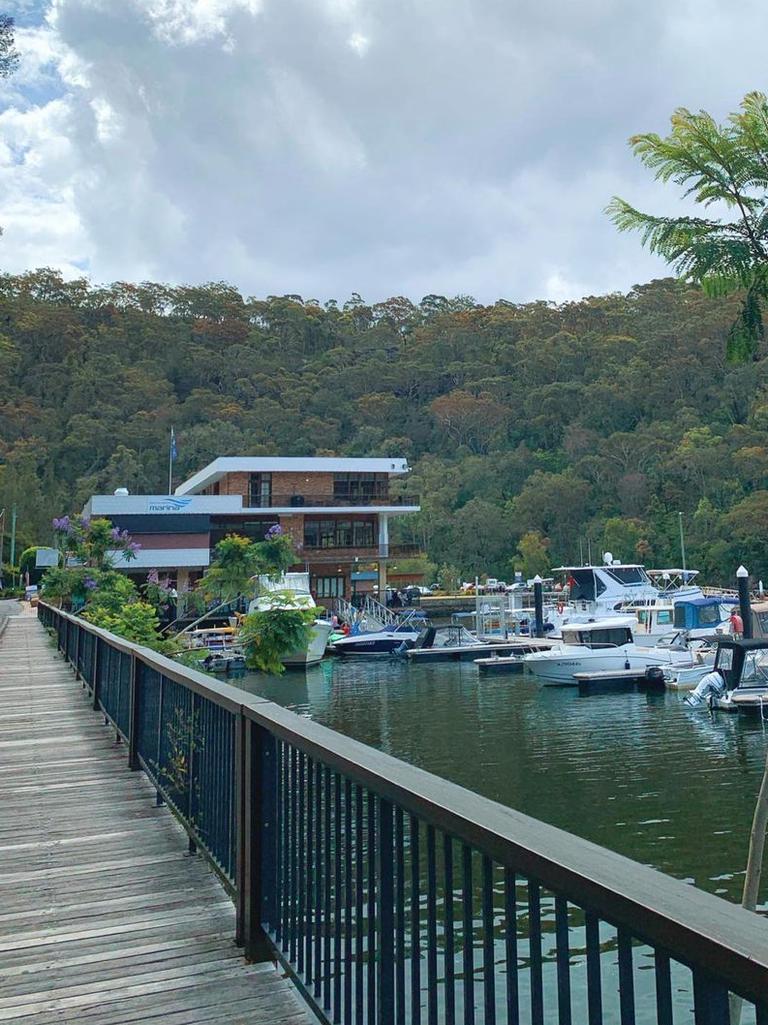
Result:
[0, 614, 313, 1025]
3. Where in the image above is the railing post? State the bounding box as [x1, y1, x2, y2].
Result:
[73, 619, 81, 678]
[91, 636, 101, 710]
[236, 714, 272, 962]
[127, 655, 140, 771]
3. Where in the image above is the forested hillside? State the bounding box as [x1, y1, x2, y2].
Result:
[2, 269, 767, 585]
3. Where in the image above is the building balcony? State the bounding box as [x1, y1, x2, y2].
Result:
[298, 542, 423, 563]
[247, 493, 420, 510]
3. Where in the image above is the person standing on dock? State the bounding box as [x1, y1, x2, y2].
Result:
[730, 608, 744, 638]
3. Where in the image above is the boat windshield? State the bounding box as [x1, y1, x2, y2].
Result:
[740, 649, 768, 688]
[567, 569, 604, 602]
[604, 566, 651, 586]
[434, 626, 480, 648]
[563, 627, 633, 648]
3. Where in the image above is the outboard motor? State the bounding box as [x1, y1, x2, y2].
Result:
[685, 669, 727, 707]
[644, 666, 666, 691]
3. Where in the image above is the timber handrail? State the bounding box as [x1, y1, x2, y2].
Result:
[36, 600, 768, 1020]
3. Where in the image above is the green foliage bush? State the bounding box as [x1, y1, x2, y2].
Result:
[238, 604, 316, 675]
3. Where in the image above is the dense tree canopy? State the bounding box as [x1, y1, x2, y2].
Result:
[1, 269, 766, 584]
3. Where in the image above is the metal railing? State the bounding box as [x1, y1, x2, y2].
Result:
[38, 601, 768, 1025]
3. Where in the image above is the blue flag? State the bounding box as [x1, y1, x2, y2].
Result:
[170, 428, 177, 461]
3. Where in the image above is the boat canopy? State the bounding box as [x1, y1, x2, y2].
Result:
[713, 638, 768, 690]
[673, 596, 737, 630]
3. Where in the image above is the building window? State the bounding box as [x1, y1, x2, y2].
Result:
[249, 473, 272, 507]
[353, 520, 374, 546]
[304, 518, 375, 548]
[333, 473, 388, 503]
[313, 576, 346, 598]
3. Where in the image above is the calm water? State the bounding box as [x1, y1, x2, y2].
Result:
[236, 657, 768, 908]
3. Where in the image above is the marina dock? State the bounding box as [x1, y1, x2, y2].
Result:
[0, 609, 311, 1025]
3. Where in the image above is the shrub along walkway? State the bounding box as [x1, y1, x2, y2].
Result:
[0, 611, 312, 1025]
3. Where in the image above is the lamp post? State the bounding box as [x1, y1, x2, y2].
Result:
[678, 512, 686, 575]
[737, 565, 752, 639]
[533, 574, 544, 638]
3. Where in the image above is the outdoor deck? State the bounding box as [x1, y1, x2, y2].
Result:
[0, 609, 312, 1025]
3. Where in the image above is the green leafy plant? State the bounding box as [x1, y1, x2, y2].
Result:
[238, 597, 316, 674]
[607, 91, 768, 361]
[83, 601, 174, 652]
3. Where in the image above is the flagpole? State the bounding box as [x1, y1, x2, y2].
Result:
[168, 426, 174, 495]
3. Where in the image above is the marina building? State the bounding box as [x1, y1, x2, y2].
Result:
[82, 456, 421, 604]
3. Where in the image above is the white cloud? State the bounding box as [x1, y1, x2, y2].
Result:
[0, 0, 765, 301]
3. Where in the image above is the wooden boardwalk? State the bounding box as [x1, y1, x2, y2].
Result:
[0, 611, 313, 1025]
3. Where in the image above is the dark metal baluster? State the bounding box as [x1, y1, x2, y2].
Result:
[367, 792, 377, 1025]
[554, 896, 571, 1025]
[426, 826, 438, 1025]
[617, 930, 635, 1025]
[482, 856, 496, 1025]
[297, 750, 306, 977]
[504, 869, 519, 1025]
[379, 798, 395, 1025]
[305, 756, 314, 987]
[323, 766, 333, 1012]
[395, 807, 406, 1025]
[410, 814, 422, 1025]
[313, 762, 323, 999]
[334, 773, 343, 1021]
[528, 881, 543, 1025]
[356, 786, 365, 1022]
[462, 844, 475, 1025]
[691, 969, 730, 1025]
[653, 950, 672, 1025]
[444, 836, 456, 1025]
[344, 779, 354, 1025]
[585, 912, 602, 1025]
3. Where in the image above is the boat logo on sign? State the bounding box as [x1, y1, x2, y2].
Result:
[146, 497, 193, 513]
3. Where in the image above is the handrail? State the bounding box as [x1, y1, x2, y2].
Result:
[36, 600, 768, 1020]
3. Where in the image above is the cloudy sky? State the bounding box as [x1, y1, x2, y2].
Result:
[1, 0, 766, 304]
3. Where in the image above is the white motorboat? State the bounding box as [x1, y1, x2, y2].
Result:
[522, 617, 695, 685]
[248, 573, 332, 667]
[685, 638, 768, 713]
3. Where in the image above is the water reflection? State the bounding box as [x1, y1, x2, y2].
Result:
[234, 656, 768, 907]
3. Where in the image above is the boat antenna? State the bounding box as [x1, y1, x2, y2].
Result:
[587, 537, 592, 565]
[579, 538, 584, 565]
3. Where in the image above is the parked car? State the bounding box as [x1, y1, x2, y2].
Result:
[484, 578, 508, 593]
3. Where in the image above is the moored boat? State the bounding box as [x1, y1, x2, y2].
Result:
[406, 625, 554, 663]
[522, 617, 694, 685]
[685, 638, 768, 713]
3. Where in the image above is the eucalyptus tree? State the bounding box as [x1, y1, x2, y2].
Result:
[607, 91, 768, 360]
